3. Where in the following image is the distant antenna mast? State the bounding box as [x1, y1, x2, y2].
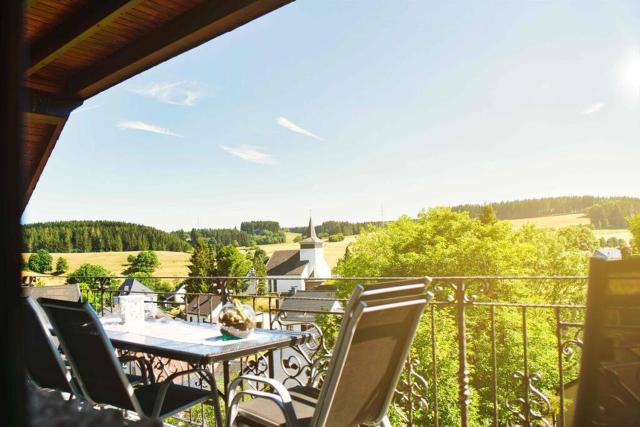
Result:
[380, 203, 384, 225]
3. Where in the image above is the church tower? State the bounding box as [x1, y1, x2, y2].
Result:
[299, 217, 331, 279]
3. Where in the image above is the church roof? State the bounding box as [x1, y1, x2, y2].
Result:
[300, 217, 323, 248]
[266, 250, 309, 276]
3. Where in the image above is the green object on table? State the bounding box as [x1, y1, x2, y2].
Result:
[221, 329, 241, 340]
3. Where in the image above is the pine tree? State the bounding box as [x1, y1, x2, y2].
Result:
[186, 239, 216, 293]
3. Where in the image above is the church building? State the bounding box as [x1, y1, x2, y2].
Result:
[265, 218, 332, 293]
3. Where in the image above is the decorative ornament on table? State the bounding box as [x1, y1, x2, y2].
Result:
[218, 299, 256, 339]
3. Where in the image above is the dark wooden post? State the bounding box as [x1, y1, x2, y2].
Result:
[1, 1, 26, 425]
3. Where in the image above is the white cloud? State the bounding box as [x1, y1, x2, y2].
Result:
[130, 81, 206, 106]
[221, 145, 276, 165]
[117, 120, 182, 137]
[276, 116, 325, 141]
[580, 102, 605, 115]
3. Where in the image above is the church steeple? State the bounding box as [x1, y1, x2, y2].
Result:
[300, 217, 323, 248]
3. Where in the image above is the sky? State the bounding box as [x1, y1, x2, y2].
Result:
[23, 0, 640, 231]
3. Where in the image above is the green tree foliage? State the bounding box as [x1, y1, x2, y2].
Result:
[478, 205, 498, 225]
[588, 200, 640, 228]
[67, 263, 116, 290]
[186, 239, 217, 293]
[328, 233, 345, 242]
[240, 221, 281, 234]
[249, 247, 268, 295]
[629, 213, 640, 253]
[190, 228, 253, 248]
[289, 220, 380, 237]
[190, 225, 286, 248]
[335, 208, 590, 425]
[128, 250, 159, 273]
[557, 225, 599, 251]
[22, 220, 191, 253]
[185, 241, 254, 294]
[28, 249, 53, 273]
[452, 196, 640, 222]
[216, 245, 253, 294]
[55, 257, 69, 274]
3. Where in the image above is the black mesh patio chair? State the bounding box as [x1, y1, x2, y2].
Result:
[38, 298, 221, 423]
[22, 297, 82, 397]
[22, 283, 82, 302]
[572, 257, 640, 426]
[226, 278, 431, 427]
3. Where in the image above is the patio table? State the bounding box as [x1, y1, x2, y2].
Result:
[100, 315, 313, 425]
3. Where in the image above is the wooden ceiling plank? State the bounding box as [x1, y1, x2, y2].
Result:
[24, 119, 67, 205]
[68, 0, 293, 98]
[28, 0, 145, 76]
[25, 112, 62, 126]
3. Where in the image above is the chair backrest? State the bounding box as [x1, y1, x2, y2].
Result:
[21, 297, 79, 395]
[22, 284, 82, 302]
[311, 279, 430, 427]
[573, 256, 640, 426]
[38, 298, 143, 413]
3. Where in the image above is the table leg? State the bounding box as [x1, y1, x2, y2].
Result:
[209, 363, 224, 427]
[268, 350, 275, 379]
[223, 361, 230, 400]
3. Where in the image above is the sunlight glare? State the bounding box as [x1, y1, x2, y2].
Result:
[619, 52, 640, 99]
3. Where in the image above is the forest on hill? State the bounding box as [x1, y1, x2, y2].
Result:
[452, 196, 640, 228]
[288, 220, 382, 237]
[22, 221, 191, 253]
[175, 224, 286, 249]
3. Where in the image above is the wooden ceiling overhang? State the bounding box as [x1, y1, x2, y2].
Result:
[23, 0, 293, 206]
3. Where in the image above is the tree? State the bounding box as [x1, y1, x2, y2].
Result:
[67, 263, 115, 290]
[55, 257, 69, 274]
[186, 239, 217, 293]
[28, 249, 53, 273]
[250, 247, 268, 295]
[328, 233, 345, 242]
[479, 205, 498, 225]
[129, 250, 159, 273]
[556, 225, 598, 252]
[215, 245, 253, 294]
[334, 208, 591, 425]
[628, 213, 640, 253]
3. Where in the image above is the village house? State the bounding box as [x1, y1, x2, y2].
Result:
[185, 294, 223, 324]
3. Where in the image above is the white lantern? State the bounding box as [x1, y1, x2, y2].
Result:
[119, 294, 146, 325]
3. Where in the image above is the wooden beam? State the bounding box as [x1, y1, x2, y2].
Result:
[67, 0, 294, 98]
[24, 119, 67, 205]
[25, 111, 63, 125]
[27, 89, 83, 119]
[27, 0, 144, 76]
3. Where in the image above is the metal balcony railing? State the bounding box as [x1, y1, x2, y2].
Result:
[26, 274, 588, 426]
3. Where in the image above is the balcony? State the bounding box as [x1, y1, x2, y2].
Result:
[25, 274, 590, 426]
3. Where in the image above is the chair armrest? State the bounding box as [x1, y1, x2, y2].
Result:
[151, 368, 217, 418]
[118, 355, 155, 384]
[226, 375, 298, 427]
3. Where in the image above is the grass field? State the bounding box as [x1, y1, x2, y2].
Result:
[22, 234, 360, 285]
[22, 250, 192, 285]
[507, 213, 632, 241]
